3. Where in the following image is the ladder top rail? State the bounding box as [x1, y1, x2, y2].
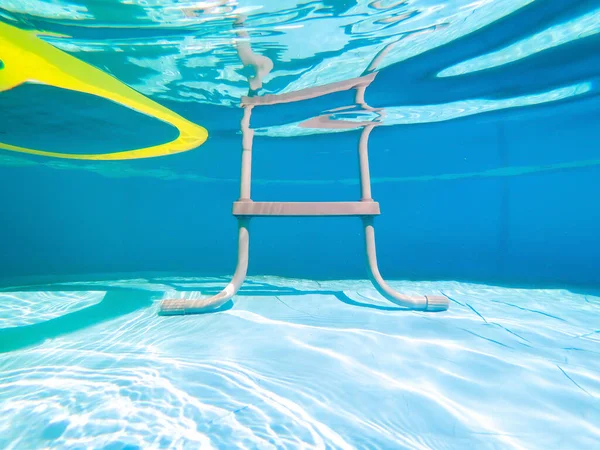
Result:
[241, 73, 376, 107]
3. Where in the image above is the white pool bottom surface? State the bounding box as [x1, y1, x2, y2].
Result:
[1, 277, 599, 449]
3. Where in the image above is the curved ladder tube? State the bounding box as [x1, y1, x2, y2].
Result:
[357, 126, 448, 312]
[159, 220, 250, 315]
[363, 217, 449, 312]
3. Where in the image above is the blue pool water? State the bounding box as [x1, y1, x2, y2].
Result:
[1, 0, 600, 448]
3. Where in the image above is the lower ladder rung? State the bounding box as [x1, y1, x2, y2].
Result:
[233, 201, 380, 217]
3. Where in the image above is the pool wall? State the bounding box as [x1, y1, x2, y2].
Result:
[1, 89, 598, 288]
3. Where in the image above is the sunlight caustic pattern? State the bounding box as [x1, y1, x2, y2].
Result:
[0, 277, 599, 449]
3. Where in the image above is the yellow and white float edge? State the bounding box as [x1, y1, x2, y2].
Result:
[0, 21, 208, 160]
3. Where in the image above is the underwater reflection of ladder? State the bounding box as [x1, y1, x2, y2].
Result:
[159, 72, 449, 315]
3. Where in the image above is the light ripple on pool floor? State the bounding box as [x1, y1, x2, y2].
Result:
[0, 291, 105, 328]
[0, 277, 599, 449]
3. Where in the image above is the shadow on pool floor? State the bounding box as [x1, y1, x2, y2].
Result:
[0, 289, 158, 353]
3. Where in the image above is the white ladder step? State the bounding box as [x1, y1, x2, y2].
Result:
[232, 201, 380, 217]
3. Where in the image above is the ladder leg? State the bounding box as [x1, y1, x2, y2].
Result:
[358, 125, 448, 312]
[159, 219, 250, 315]
[362, 217, 448, 312]
[160, 105, 254, 316]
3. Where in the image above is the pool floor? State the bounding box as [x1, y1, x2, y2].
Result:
[1, 277, 599, 449]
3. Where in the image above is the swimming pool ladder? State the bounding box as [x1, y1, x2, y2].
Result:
[159, 74, 449, 315]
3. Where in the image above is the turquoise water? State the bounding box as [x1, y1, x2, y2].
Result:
[1, 0, 599, 285]
[1, 278, 599, 448]
[1, 0, 600, 448]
